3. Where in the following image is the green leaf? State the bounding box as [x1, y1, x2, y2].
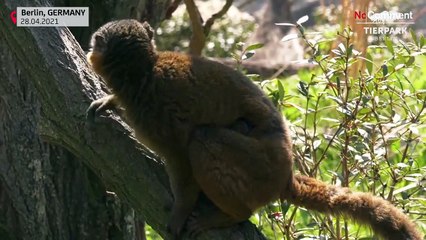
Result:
[420, 35, 425, 48]
[352, 48, 361, 56]
[297, 81, 309, 97]
[401, 191, 409, 200]
[382, 64, 388, 76]
[399, 39, 411, 54]
[410, 28, 418, 47]
[321, 117, 340, 123]
[275, 22, 295, 26]
[246, 74, 261, 81]
[331, 49, 343, 56]
[406, 56, 415, 66]
[384, 36, 394, 55]
[242, 50, 255, 60]
[409, 125, 419, 135]
[276, 79, 285, 100]
[410, 51, 424, 57]
[338, 43, 346, 54]
[327, 95, 343, 105]
[245, 43, 264, 52]
[347, 44, 354, 57]
[357, 128, 368, 138]
[395, 64, 405, 71]
[392, 113, 401, 123]
[296, 15, 309, 25]
[281, 33, 299, 42]
[336, 76, 341, 91]
[337, 106, 352, 116]
[397, 163, 409, 169]
[366, 52, 373, 75]
[313, 139, 322, 150]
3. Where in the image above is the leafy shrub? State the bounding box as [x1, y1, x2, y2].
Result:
[249, 18, 426, 239]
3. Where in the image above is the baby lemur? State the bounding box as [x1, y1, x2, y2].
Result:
[86, 19, 422, 239]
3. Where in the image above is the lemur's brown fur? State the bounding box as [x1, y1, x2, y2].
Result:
[86, 19, 422, 239]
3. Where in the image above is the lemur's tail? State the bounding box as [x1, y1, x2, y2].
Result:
[282, 174, 422, 240]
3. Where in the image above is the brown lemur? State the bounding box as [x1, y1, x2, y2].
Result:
[86, 19, 423, 239]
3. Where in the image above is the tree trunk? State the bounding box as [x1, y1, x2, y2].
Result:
[0, 0, 266, 239]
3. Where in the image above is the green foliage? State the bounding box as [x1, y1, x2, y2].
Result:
[254, 18, 426, 239]
[231, 42, 264, 73]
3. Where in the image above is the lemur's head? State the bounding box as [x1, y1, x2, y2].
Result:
[87, 19, 157, 89]
[89, 19, 154, 56]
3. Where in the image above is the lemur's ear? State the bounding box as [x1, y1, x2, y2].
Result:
[142, 21, 154, 40]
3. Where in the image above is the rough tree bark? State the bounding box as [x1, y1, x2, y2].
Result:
[0, 0, 266, 239]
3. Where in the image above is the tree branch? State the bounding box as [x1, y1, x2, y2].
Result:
[184, 0, 206, 55]
[166, 0, 183, 19]
[204, 0, 233, 36]
[184, 0, 234, 55]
